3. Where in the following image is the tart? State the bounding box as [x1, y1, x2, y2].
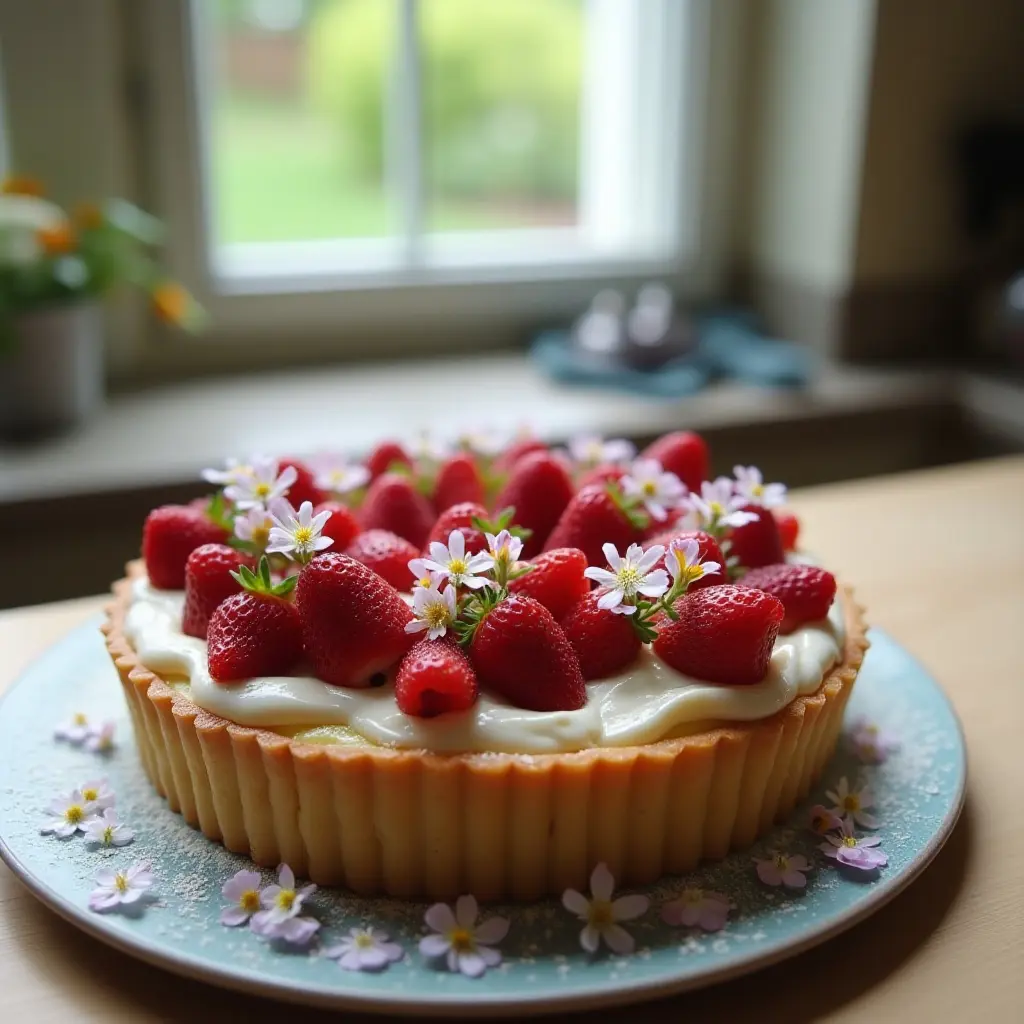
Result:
[103, 436, 868, 901]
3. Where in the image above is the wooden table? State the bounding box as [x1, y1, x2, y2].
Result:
[2, 457, 1021, 1022]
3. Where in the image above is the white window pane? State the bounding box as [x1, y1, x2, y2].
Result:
[206, 0, 397, 245]
[420, 0, 583, 234]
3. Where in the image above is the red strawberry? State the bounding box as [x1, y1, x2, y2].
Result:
[543, 484, 644, 567]
[738, 563, 836, 633]
[509, 547, 590, 620]
[560, 591, 642, 680]
[365, 441, 413, 481]
[433, 453, 485, 512]
[207, 559, 303, 682]
[315, 501, 362, 551]
[641, 431, 709, 491]
[774, 509, 800, 552]
[425, 502, 490, 555]
[728, 503, 784, 569]
[143, 505, 230, 589]
[395, 638, 478, 717]
[493, 451, 574, 557]
[359, 472, 435, 548]
[344, 529, 420, 590]
[296, 553, 414, 687]
[653, 585, 784, 686]
[643, 529, 726, 592]
[470, 595, 585, 711]
[576, 462, 627, 491]
[279, 458, 324, 508]
[182, 544, 253, 638]
[493, 437, 547, 473]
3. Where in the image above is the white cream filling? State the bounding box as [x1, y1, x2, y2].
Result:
[123, 575, 846, 755]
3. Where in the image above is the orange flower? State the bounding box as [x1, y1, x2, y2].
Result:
[37, 221, 76, 255]
[152, 282, 189, 325]
[75, 202, 104, 230]
[1, 175, 43, 197]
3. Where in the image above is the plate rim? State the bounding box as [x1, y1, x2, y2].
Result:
[0, 621, 968, 1017]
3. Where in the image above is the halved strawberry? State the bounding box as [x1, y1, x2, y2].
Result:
[425, 502, 490, 556]
[182, 544, 253, 638]
[344, 529, 421, 590]
[643, 528, 726, 592]
[207, 558, 303, 682]
[492, 451, 574, 557]
[653, 585, 784, 685]
[469, 595, 585, 711]
[543, 483, 646, 567]
[728, 503, 784, 569]
[774, 509, 800, 552]
[296, 553, 414, 687]
[315, 500, 362, 551]
[739, 563, 836, 633]
[560, 591, 642, 680]
[509, 547, 590, 621]
[143, 505, 230, 589]
[395, 638, 478, 717]
[359, 472, 435, 549]
[433, 453, 485, 512]
[640, 431, 709, 491]
[365, 441, 413, 481]
[279, 458, 324, 508]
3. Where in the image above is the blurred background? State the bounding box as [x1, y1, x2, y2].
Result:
[1, 0, 1023, 606]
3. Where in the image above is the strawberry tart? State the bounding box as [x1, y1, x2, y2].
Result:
[103, 431, 867, 901]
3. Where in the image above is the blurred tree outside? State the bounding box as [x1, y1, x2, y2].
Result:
[210, 0, 583, 244]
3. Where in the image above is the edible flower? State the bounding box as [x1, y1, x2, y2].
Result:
[421, 530, 493, 591]
[419, 895, 509, 978]
[82, 809, 135, 848]
[820, 821, 888, 872]
[665, 537, 720, 589]
[309, 453, 370, 495]
[77, 778, 115, 811]
[849, 718, 900, 764]
[88, 861, 155, 912]
[405, 582, 458, 641]
[325, 927, 405, 972]
[825, 777, 879, 830]
[621, 459, 686, 522]
[754, 851, 811, 889]
[568, 435, 636, 466]
[584, 542, 669, 615]
[250, 864, 320, 945]
[41, 789, 99, 838]
[808, 804, 845, 836]
[562, 862, 649, 955]
[224, 457, 298, 510]
[267, 500, 333, 564]
[220, 869, 264, 927]
[733, 465, 787, 508]
[680, 478, 759, 534]
[661, 887, 731, 932]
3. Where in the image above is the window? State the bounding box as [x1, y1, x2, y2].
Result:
[141, 0, 721, 346]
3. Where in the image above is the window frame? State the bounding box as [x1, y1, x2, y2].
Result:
[140, 0, 740, 366]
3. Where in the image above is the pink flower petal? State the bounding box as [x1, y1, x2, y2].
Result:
[220, 906, 250, 927]
[580, 924, 601, 953]
[611, 893, 649, 921]
[419, 933, 451, 958]
[454, 894, 478, 930]
[457, 951, 487, 978]
[473, 915, 509, 945]
[590, 863, 615, 902]
[603, 923, 635, 955]
[562, 889, 589, 918]
[424, 902, 457, 934]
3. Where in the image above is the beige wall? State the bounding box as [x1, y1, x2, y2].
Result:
[853, 0, 1024, 282]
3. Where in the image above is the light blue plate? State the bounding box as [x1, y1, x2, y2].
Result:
[0, 620, 965, 1017]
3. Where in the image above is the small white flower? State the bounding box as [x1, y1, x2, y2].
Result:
[419, 895, 509, 978]
[621, 459, 686, 522]
[665, 538, 721, 589]
[733, 465, 787, 508]
[422, 530, 493, 590]
[408, 557, 446, 590]
[41, 790, 99, 838]
[682, 478, 759, 531]
[405, 583, 458, 640]
[88, 861, 154, 912]
[84, 720, 116, 754]
[325, 927, 405, 972]
[562, 863, 649, 955]
[584, 543, 669, 615]
[77, 778, 115, 811]
[233, 498, 291, 550]
[224, 456, 298, 510]
[201, 456, 255, 488]
[250, 864, 319, 944]
[568, 435, 636, 466]
[308, 452, 370, 495]
[412, 431, 453, 463]
[481, 529, 523, 574]
[219, 869, 264, 927]
[267, 500, 333, 562]
[82, 808, 135, 847]
[825, 777, 879, 830]
[54, 712, 91, 745]
[458, 428, 506, 457]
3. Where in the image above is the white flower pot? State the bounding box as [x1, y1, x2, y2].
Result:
[0, 301, 104, 439]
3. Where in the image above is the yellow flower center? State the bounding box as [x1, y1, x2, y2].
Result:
[672, 552, 705, 585]
[842, 836, 857, 848]
[254, 482, 271, 498]
[424, 603, 451, 629]
[642, 480, 658, 496]
[102, 825, 115, 844]
[709, 501, 724, 518]
[82, 787, 99, 802]
[114, 872, 129, 893]
[588, 900, 614, 927]
[842, 794, 860, 812]
[293, 526, 313, 545]
[251, 525, 270, 547]
[448, 558, 468, 577]
[354, 931, 375, 949]
[73, 713, 88, 726]
[152, 282, 188, 324]
[616, 566, 643, 594]
[276, 889, 297, 912]
[773, 853, 788, 869]
[681, 887, 704, 905]
[240, 890, 261, 913]
[64, 805, 84, 825]
[417, 576, 433, 589]
[752, 483, 764, 496]
[448, 927, 475, 953]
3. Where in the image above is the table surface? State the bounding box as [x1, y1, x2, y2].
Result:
[1, 456, 1022, 1022]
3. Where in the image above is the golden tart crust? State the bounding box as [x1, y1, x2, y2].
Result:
[103, 560, 868, 901]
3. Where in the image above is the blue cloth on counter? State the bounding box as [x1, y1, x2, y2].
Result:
[531, 312, 814, 397]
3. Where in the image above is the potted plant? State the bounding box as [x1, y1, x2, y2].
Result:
[0, 175, 200, 440]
